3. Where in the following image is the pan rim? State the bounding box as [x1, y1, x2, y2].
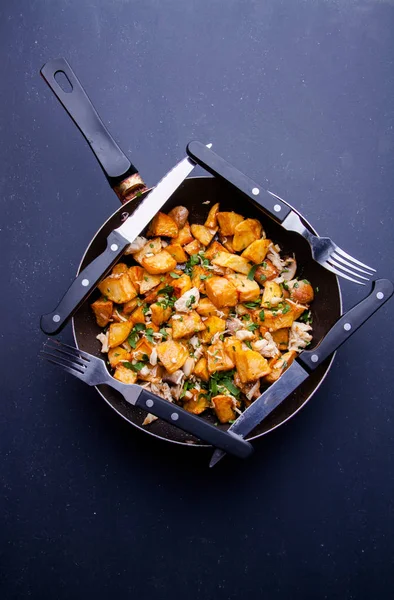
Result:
[72, 175, 342, 447]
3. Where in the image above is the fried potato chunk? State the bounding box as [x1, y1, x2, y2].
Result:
[205, 276, 238, 308]
[98, 273, 138, 304]
[171, 311, 206, 339]
[241, 238, 271, 264]
[108, 321, 133, 348]
[211, 251, 251, 275]
[156, 340, 189, 373]
[142, 250, 177, 275]
[212, 395, 236, 423]
[233, 219, 262, 252]
[217, 212, 244, 235]
[235, 349, 271, 382]
[147, 212, 178, 238]
[91, 298, 113, 327]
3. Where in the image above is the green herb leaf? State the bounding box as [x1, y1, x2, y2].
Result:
[127, 332, 139, 349]
[245, 340, 252, 350]
[122, 361, 144, 372]
[281, 303, 291, 315]
[244, 301, 260, 308]
[302, 279, 310, 285]
[169, 272, 180, 279]
[159, 328, 168, 339]
[134, 323, 146, 332]
[259, 310, 265, 321]
[145, 328, 155, 343]
[247, 322, 259, 332]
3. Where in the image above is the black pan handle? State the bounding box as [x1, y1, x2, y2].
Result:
[299, 279, 394, 371]
[186, 141, 292, 223]
[40, 230, 129, 335]
[133, 389, 253, 458]
[41, 58, 136, 180]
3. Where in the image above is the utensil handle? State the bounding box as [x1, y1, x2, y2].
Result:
[186, 141, 292, 222]
[40, 230, 129, 335]
[133, 389, 253, 459]
[299, 279, 394, 370]
[40, 58, 135, 181]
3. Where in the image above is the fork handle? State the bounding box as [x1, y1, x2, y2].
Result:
[186, 141, 292, 222]
[130, 389, 253, 459]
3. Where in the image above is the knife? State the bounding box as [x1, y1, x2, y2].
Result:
[40, 154, 198, 335]
[209, 278, 394, 467]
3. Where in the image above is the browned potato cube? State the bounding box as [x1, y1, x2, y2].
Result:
[150, 302, 173, 326]
[223, 337, 243, 364]
[113, 365, 138, 384]
[199, 315, 226, 344]
[168, 205, 189, 228]
[262, 303, 299, 332]
[139, 272, 162, 294]
[130, 305, 147, 324]
[108, 321, 133, 348]
[225, 273, 260, 303]
[204, 240, 229, 260]
[233, 219, 262, 252]
[172, 273, 192, 298]
[235, 349, 271, 382]
[264, 350, 297, 384]
[288, 301, 308, 320]
[290, 280, 314, 305]
[219, 234, 235, 253]
[156, 340, 189, 373]
[123, 298, 139, 315]
[271, 328, 290, 351]
[190, 224, 217, 246]
[91, 298, 113, 327]
[183, 391, 211, 415]
[211, 251, 251, 275]
[212, 395, 236, 423]
[133, 238, 162, 265]
[98, 273, 138, 304]
[142, 250, 177, 275]
[254, 259, 279, 284]
[207, 340, 235, 373]
[108, 346, 131, 368]
[262, 281, 283, 308]
[196, 297, 230, 317]
[205, 276, 238, 308]
[184, 239, 203, 255]
[193, 357, 209, 382]
[131, 338, 154, 361]
[138, 364, 164, 383]
[127, 266, 145, 293]
[172, 222, 194, 246]
[171, 311, 206, 339]
[204, 202, 220, 228]
[165, 243, 188, 263]
[191, 265, 210, 293]
[147, 211, 178, 238]
[241, 238, 271, 264]
[217, 211, 244, 235]
[112, 263, 129, 275]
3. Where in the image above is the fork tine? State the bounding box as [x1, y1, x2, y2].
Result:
[41, 349, 86, 373]
[45, 339, 92, 362]
[327, 256, 369, 281]
[41, 354, 86, 380]
[321, 260, 366, 285]
[330, 251, 374, 276]
[333, 246, 376, 273]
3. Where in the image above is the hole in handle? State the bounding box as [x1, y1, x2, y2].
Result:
[54, 70, 73, 93]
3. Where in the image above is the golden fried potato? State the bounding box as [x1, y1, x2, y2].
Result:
[235, 349, 271, 382]
[147, 212, 178, 238]
[139, 272, 162, 294]
[183, 391, 211, 415]
[184, 239, 203, 255]
[168, 206, 189, 228]
[205, 276, 238, 308]
[225, 273, 261, 303]
[233, 219, 262, 252]
[211, 251, 251, 275]
[98, 273, 138, 304]
[207, 341, 235, 373]
[190, 224, 217, 247]
[113, 365, 138, 384]
[131, 338, 154, 361]
[138, 364, 164, 383]
[262, 301, 306, 332]
[108, 321, 133, 348]
[261, 281, 283, 307]
[217, 212, 244, 235]
[165, 243, 188, 263]
[241, 238, 271, 264]
[191, 265, 210, 293]
[204, 202, 220, 228]
[171, 311, 206, 339]
[196, 297, 230, 317]
[150, 302, 173, 326]
[130, 305, 147, 324]
[91, 298, 113, 327]
[264, 350, 297, 384]
[172, 273, 192, 297]
[204, 240, 229, 261]
[193, 357, 209, 382]
[254, 259, 279, 284]
[111, 263, 129, 275]
[172, 222, 194, 246]
[271, 328, 290, 351]
[219, 234, 235, 253]
[156, 340, 189, 373]
[133, 238, 162, 265]
[199, 315, 226, 344]
[290, 280, 314, 305]
[108, 347, 131, 368]
[223, 337, 243, 364]
[142, 250, 177, 275]
[212, 395, 236, 423]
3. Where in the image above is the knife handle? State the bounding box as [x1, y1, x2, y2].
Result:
[40, 230, 129, 335]
[133, 389, 253, 459]
[186, 141, 292, 223]
[40, 58, 136, 180]
[299, 279, 394, 371]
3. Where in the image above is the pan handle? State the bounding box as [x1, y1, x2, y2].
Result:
[40, 58, 146, 203]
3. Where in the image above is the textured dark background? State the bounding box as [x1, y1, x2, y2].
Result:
[1, 1, 394, 598]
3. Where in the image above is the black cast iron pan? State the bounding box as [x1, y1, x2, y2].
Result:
[41, 58, 342, 447]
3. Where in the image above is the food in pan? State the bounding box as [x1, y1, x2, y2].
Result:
[91, 204, 314, 425]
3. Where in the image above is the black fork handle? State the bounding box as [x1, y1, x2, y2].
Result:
[40, 58, 136, 181]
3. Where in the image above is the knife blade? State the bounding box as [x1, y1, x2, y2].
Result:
[40, 154, 197, 335]
[210, 278, 394, 467]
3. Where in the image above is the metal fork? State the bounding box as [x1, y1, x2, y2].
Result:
[41, 340, 253, 459]
[186, 141, 376, 285]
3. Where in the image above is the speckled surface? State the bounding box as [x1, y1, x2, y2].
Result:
[1, 1, 394, 598]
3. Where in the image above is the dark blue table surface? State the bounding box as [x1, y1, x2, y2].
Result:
[1, 1, 394, 598]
